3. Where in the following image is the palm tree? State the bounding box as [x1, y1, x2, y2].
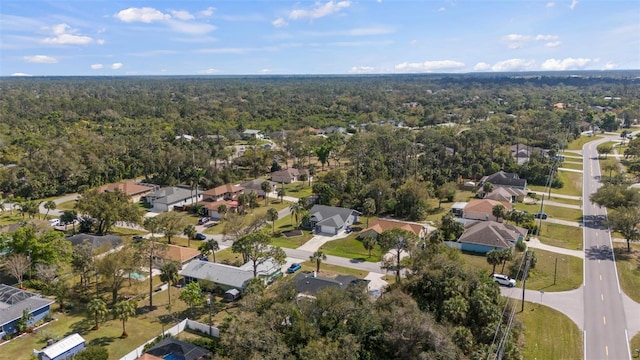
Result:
[159, 262, 179, 307]
[309, 250, 327, 272]
[499, 248, 513, 273]
[217, 204, 228, 220]
[362, 198, 376, 227]
[198, 239, 219, 263]
[266, 208, 279, 234]
[362, 235, 377, 258]
[113, 300, 137, 338]
[143, 217, 160, 239]
[87, 297, 108, 330]
[61, 210, 78, 233]
[492, 204, 505, 222]
[290, 200, 305, 228]
[237, 193, 249, 215]
[261, 181, 272, 205]
[43, 200, 57, 218]
[183, 224, 197, 248]
[486, 249, 502, 275]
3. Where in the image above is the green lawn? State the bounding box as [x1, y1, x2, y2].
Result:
[513, 203, 582, 222]
[613, 242, 640, 303]
[298, 261, 369, 278]
[280, 181, 313, 198]
[214, 247, 244, 266]
[566, 135, 602, 151]
[0, 213, 25, 226]
[538, 222, 583, 250]
[271, 231, 313, 248]
[425, 190, 476, 222]
[56, 200, 77, 211]
[560, 162, 584, 171]
[459, 248, 582, 292]
[528, 171, 583, 198]
[631, 333, 640, 359]
[518, 302, 583, 360]
[319, 235, 384, 262]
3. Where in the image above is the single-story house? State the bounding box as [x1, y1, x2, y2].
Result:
[457, 220, 527, 254]
[478, 171, 527, 190]
[270, 168, 309, 184]
[34, 333, 85, 360]
[145, 337, 211, 360]
[201, 184, 244, 202]
[144, 186, 201, 212]
[462, 199, 512, 222]
[451, 202, 468, 217]
[162, 244, 201, 269]
[98, 181, 155, 203]
[179, 258, 282, 292]
[359, 218, 433, 240]
[477, 186, 527, 203]
[239, 179, 277, 198]
[66, 233, 121, 252]
[293, 272, 368, 297]
[0, 284, 54, 338]
[307, 205, 360, 235]
[200, 199, 237, 220]
[242, 129, 264, 140]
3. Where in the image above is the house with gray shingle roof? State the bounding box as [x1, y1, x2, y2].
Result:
[144, 186, 201, 212]
[179, 258, 282, 292]
[478, 171, 527, 190]
[457, 220, 527, 254]
[307, 205, 360, 235]
[0, 284, 54, 338]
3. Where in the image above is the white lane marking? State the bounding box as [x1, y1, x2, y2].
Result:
[603, 316, 606, 325]
[601, 293, 604, 301]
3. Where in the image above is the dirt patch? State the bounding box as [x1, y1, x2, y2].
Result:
[282, 229, 303, 238]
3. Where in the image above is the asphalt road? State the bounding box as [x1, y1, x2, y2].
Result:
[582, 139, 631, 360]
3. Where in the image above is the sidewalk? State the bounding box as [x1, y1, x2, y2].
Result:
[526, 237, 584, 259]
[500, 287, 584, 330]
[528, 190, 581, 201]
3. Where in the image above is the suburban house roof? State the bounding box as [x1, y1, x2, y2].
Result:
[163, 244, 201, 264]
[243, 129, 262, 135]
[37, 333, 85, 360]
[293, 272, 364, 295]
[482, 186, 528, 202]
[147, 186, 195, 205]
[464, 199, 513, 215]
[360, 218, 432, 239]
[146, 337, 210, 360]
[270, 168, 308, 183]
[98, 181, 154, 196]
[0, 284, 54, 327]
[458, 221, 527, 248]
[239, 179, 276, 195]
[309, 205, 360, 229]
[66, 233, 121, 250]
[479, 171, 527, 188]
[200, 199, 236, 211]
[451, 202, 468, 210]
[202, 184, 244, 198]
[179, 258, 280, 289]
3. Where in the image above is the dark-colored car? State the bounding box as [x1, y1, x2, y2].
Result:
[195, 233, 207, 240]
[287, 263, 302, 273]
[534, 212, 548, 220]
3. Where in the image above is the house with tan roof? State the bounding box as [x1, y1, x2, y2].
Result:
[462, 199, 512, 222]
[202, 184, 244, 202]
[200, 199, 238, 220]
[161, 244, 201, 269]
[271, 168, 308, 184]
[359, 218, 433, 240]
[477, 186, 527, 203]
[457, 220, 527, 254]
[98, 181, 155, 203]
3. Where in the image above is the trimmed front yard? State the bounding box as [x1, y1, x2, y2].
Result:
[518, 302, 583, 360]
[613, 242, 640, 303]
[527, 171, 583, 197]
[319, 235, 384, 262]
[538, 222, 583, 250]
[513, 203, 582, 222]
[566, 135, 602, 151]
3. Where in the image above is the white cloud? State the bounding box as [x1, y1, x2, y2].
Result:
[501, 33, 560, 49]
[394, 60, 465, 72]
[305, 26, 394, 36]
[171, 10, 194, 21]
[116, 7, 171, 23]
[535, 34, 559, 41]
[11, 73, 32, 76]
[438, 7, 446, 12]
[545, 41, 562, 48]
[349, 66, 375, 74]
[199, 7, 215, 17]
[603, 62, 617, 70]
[41, 23, 95, 45]
[473, 62, 492, 71]
[272, 17, 288, 27]
[111, 62, 123, 69]
[491, 59, 536, 71]
[546, 2, 555, 7]
[259, 68, 272, 74]
[570, 0, 578, 10]
[199, 68, 221, 74]
[289, 1, 350, 20]
[169, 21, 216, 35]
[23, 55, 57, 63]
[541, 57, 592, 70]
[90, 63, 103, 69]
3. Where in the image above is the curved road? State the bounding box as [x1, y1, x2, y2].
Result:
[582, 139, 631, 360]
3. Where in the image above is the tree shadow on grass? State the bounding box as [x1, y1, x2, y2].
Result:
[88, 336, 115, 347]
[67, 318, 94, 336]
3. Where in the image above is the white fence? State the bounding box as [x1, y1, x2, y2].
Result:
[119, 319, 218, 360]
[444, 241, 462, 250]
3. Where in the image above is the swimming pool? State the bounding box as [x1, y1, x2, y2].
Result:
[163, 353, 185, 360]
[129, 271, 146, 280]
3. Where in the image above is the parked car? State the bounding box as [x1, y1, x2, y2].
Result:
[48, 218, 60, 226]
[493, 274, 516, 287]
[198, 217, 210, 225]
[533, 212, 548, 220]
[287, 263, 302, 273]
[195, 233, 207, 240]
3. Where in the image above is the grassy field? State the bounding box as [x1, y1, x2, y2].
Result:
[538, 222, 583, 250]
[56, 200, 77, 211]
[298, 261, 369, 278]
[566, 135, 602, 151]
[319, 235, 384, 262]
[281, 182, 313, 198]
[613, 242, 640, 303]
[271, 231, 313, 248]
[513, 203, 582, 222]
[560, 162, 584, 171]
[518, 301, 583, 360]
[631, 333, 640, 359]
[527, 170, 583, 198]
[425, 190, 475, 222]
[459, 248, 582, 292]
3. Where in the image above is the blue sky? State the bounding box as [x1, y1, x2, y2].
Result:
[1, 0, 638, 76]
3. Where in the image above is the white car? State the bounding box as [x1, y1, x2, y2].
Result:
[48, 218, 60, 226]
[493, 274, 516, 287]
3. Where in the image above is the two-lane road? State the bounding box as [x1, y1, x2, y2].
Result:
[582, 140, 631, 360]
